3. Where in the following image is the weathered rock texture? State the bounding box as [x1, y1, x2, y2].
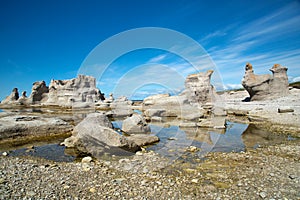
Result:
[44, 75, 104, 107]
[1, 75, 105, 107]
[181, 70, 217, 106]
[242, 63, 289, 101]
[28, 81, 49, 104]
[122, 113, 151, 134]
[62, 113, 141, 156]
[0, 115, 72, 140]
[106, 96, 134, 117]
[143, 70, 218, 122]
[1, 88, 19, 104]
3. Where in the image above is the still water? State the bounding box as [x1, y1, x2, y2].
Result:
[1, 120, 296, 162]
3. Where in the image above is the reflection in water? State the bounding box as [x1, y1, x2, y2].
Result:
[147, 122, 249, 160]
[1, 120, 296, 162]
[242, 124, 289, 148]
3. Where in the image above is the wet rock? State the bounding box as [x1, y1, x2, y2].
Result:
[144, 109, 166, 117]
[0, 115, 72, 140]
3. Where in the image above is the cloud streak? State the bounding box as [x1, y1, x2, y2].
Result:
[201, 2, 300, 85]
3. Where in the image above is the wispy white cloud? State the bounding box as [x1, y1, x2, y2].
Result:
[223, 83, 243, 90]
[148, 54, 167, 63]
[201, 2, 300, 86]
[292, 76, 300, 83]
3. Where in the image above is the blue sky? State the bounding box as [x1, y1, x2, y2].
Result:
[0, 0, 300, 100]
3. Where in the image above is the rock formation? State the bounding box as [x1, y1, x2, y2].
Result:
[106, 96, 134, 117]
[28, 81, 49, 104]
[242, 63, 289, 101]
[45, 75, 104, 107]
[1, 88, 19, 104]
[1, 75, 105, 108]
[143, 70, 218, 122]
[18, 91, 28, 105]
[181, 70, 217, 105]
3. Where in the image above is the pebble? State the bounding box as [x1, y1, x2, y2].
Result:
[2, 152, 8, 156]
[259, 191, 267, 199]
[81, 156, 93, 163]
[288, 175, 297, 179]
[191, 179, 198, 183]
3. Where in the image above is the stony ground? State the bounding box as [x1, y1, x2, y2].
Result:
[1, 140, 299, 200]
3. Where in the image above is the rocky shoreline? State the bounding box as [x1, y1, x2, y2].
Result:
[0, 63, 300, 199]
[1, 141, 299, 199]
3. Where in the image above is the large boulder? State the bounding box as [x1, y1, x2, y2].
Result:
[242, 63, 289, 101]
[62, 113, 141, 156]
[122, 113, 151, 134]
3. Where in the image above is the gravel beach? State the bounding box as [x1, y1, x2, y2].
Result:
[1, 140, 299, 200]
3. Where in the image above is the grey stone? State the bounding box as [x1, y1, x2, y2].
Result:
[62, 113, 141, 156]
[242, 63, 289, 101]
[127, 134, 159, 147]
[278, 106, 294, 113]
[122, 114, 150, 134]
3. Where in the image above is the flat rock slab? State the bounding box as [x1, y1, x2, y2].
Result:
[127, 134, 160, 147]
[0, 115, 73, 140]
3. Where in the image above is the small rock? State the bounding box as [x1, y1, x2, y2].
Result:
[89, 188, 96, 193]
[186, 146, 199, 152]
[26, 191, 36, 197]
[269, 173, 275, 177]
[259, 191, 267, 199]
[0, 178, 7, 184]
[136, 151, 143, 156]
[2, 152, 8, 156]
[168, 137, 178, 140]
[81, 156, 93, 163]
[278, 106, 294, 113]
[191, 179, 198, 183]
[289, 174, 297, 179]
